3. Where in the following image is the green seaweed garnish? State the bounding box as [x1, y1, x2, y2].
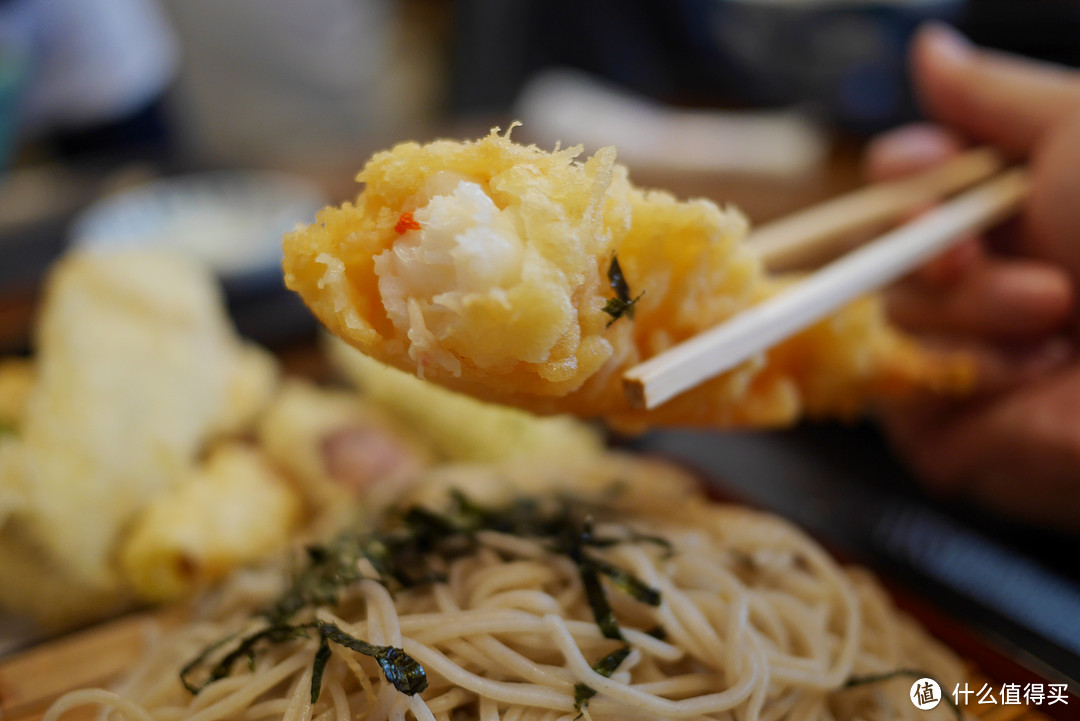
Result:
[552, 516, 662, 641]
[602, 255, 644, 326]
[625, 530, 673, 556]
[310, 634, 333, 703]
[645, 625, 667, 640]
[262, 537, 366, 624]
[180, 621, 427, 703]
[579, 560, 623, 640]
[591, 556, 662, 606]
[315, 622, 428, 697]
[574, 646, 633, 715]
[845, 669, 961, 721]
[181, 492, 664, 705]
[180, 625, 306, 694]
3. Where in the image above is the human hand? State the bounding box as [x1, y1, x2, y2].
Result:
[871, 24, 1080, 530]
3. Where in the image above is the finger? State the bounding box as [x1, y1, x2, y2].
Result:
[912, 23, 1080, 156]
[1026, 110, 1080, 278]
[864, 123, 965, 182]
[882, 365, 1080, 530]
[909, 234, 981, 287]
[967, 336, 1074, 393]
[887, 258, 1074, 340]
[878, 337, 1074, 443]
[903, 335, 1074, 404]
[863, 125, 981, 285]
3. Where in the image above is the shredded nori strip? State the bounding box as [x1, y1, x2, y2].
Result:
[573, 646, 633, 715]
[552, 516, 662, 641]
[310, 634, 333, 703]
[845, 669, 960, 721]
[602, 255, 644, 326]
[181, 492, 663, 705]
[181, 621, 427, 702]
[645, 625, 667, 640]
[579, 560, 623, 641]
[591, 556, 662, 606]
[179, 633, 240, 694]
[624, 530, 674, 556]
[316, 622, 428, 697]
[181, 625, 306, 694]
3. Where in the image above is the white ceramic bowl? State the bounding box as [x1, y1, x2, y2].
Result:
[70, 170, 328, 294]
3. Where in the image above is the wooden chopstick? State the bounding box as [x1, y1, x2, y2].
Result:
[623, 168, 1029, 410]
[749, 147, 1003, 271]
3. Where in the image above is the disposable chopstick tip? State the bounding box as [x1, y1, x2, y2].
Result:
[623, 376, 649, 410]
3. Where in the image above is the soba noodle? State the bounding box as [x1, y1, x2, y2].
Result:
[44, 461, 963, 721]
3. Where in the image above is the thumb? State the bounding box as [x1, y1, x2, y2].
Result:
[912, 23, 1080, 155]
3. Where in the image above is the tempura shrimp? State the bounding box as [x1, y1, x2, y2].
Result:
[284, 127, 971, 430]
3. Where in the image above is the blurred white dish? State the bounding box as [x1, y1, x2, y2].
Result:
[515, 69, 827, 178]
[70, 170, 328, 293]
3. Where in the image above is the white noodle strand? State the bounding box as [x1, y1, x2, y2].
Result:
[44, 495, 963, 721]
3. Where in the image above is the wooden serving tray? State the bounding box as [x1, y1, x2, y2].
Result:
[0, 602, 1071, 721]
[0, 608, 186, 721]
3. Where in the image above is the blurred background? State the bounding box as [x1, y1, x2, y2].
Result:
[1, 0, 1080, 349]
[0, 0, 1079, 684]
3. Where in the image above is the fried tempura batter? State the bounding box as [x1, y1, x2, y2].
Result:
[0, 252, 288, 626]
[284, 128, 971, 429]
[120, 443, 302, 602]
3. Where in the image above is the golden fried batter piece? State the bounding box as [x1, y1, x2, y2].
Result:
[325, 336, 603, 463]
[0, 359, 33, 433]
[120, 443, 302, 602]
[284, 128, 972, 430]
[0, 252, 288, 627]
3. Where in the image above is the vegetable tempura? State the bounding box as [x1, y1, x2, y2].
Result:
[284, 127, 972, 430]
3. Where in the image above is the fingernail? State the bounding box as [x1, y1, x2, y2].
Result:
[1016, 337, 1073, 379]
[873, 124, 961, 173]
[919, 22, 973, 68]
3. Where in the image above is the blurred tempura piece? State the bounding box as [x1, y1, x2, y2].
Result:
[0, 360, 33, 433]
[284, 129, 972, 431]
[212, 343, 282, 437]
[11, 253, 237, 583]
[325, 335, 603, 463]
[256, 379, 432, 529]
[0, 252, 283, 626]
[119, 443, 302, 602]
